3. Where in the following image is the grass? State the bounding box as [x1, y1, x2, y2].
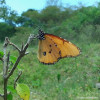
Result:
[0, 42, 100, 100]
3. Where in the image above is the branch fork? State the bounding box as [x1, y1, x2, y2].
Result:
[1, 34, 36, 100]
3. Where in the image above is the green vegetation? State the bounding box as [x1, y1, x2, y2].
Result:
[0, 43, 100, 100]
[0, 0, 100, 99]
[0, 23, 16, 41]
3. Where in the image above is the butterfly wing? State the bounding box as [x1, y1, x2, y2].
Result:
[38, 36, 61, 64]
[45, 34, 80, 58]
[38, 31, 80, 64]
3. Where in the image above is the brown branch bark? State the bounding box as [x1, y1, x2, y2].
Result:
[14, 71, 22, 89]
[3, 37, 9, 100]
[4, 78, 8, 100]
[7, 55, 22, 79]
[9, 42, 21, 53]
[7, 34, 35, 79]
[2, 34, 36, 100]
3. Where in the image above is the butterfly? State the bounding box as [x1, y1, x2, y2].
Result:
[37, 29, 80, 64]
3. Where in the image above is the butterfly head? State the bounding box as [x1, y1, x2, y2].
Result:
[38, 29, 45, 40]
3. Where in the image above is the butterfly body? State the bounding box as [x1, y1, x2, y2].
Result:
[38, 30, 80, 64]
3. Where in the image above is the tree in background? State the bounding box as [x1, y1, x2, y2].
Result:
[0, 0, 6, 20]
[0, 0, 100, 42]
[40, 6, 61, 26]
[16, 9, 40, 27]
[0, 23, 16, 41]
[0, 0, 17, 41]
[0, 0, 18, 26]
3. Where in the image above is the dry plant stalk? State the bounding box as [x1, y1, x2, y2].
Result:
[0, 34, 35, 100]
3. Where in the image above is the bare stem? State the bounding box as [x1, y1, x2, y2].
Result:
[9, 42, 21, 53]
[6, 52, 10, 74]
[4, 78, 8, 100]
[14, 71, 22, 89]
[7, 55, 22, 79]
[2, 34, 36, 100]
[3, 38, 8, 76]
[3, 37, 9, 100]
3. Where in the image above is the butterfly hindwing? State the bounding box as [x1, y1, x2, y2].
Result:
[38, 36, 61, 64]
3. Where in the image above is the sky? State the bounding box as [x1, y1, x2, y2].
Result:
[5, 0, 100, 14]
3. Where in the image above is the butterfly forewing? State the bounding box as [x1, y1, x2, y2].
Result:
[45, 34, 80, 57]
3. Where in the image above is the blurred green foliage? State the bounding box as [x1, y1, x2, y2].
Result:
[0, 2, 100, 42]
[0, 43, 99, 100]
[0, 23, 16, 41]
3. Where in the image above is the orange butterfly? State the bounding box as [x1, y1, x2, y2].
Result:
[37, 29, 80, 64]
